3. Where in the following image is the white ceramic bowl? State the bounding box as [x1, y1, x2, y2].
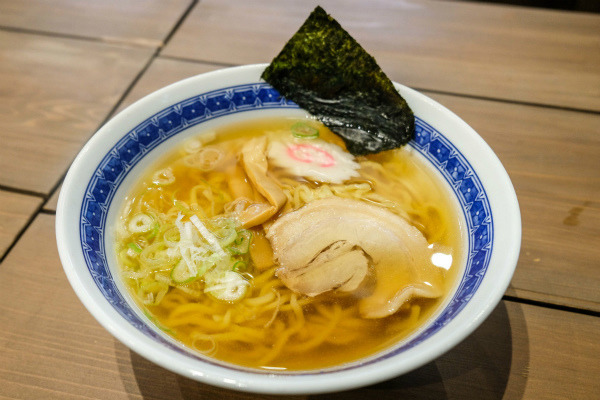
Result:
[56, 64, 520, 394]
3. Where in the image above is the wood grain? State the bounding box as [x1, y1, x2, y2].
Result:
[0, 0, 193, 47]
[1, 2, 599, 398]
[0, 215, 598, 399]
[0, 190, 42, 258]
[161, 0, 600, 112]
[0, 30, 154, 194]
[116, 57, 222, 112]
[423, 92, 600, 310]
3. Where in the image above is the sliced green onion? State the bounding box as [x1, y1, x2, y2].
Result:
[145, 222, 160, 240]
[138, 280, 168, 305]
[183, 138, 202, 154]
[228, 230, 252, 255]
[128, 242, 143, 254]
[218, 228, 237, 247]
[174, 200, 192, 215]
[163, 226, 180, 247]
[190, 215, 227, 258]
[143, 309, 175, 334]
[128, 213, 154, 233]
[152, 168, 175, 186]
[232, 260, 247, 272]
[208, 218, 237, 247]
[140, 241, 176, 268]
[291, 122, 319, 139]
[170, 259, 198, 284]
[196, 259, 214, 277]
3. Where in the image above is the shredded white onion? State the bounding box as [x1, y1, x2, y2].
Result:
[175, 214, 199, 276]
[190, 215, 227, 257]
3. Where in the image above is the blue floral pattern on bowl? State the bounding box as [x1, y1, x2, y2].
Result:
[80, 82, 492, 373]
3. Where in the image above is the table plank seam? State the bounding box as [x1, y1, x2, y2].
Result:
[0, 200, 44, 264]
[160, 0, 199, 50]
[0, 184, 46, 199]
[415, 88, 600, 116]
[503, 295, 600, 318]
[0, 25, 160, 50]
[158, 54, 238, 68]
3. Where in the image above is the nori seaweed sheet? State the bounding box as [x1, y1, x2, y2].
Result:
[261, 6, 414, 156]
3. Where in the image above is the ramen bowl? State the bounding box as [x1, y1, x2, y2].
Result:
[56, 64, 520, 394]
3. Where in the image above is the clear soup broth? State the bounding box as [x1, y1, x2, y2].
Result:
[116, 116, 464, 370]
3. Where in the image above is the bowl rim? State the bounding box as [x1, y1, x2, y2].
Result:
[56, 63, 521, 394]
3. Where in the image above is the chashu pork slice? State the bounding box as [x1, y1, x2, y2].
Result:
[266, 197, 443, 318]
[274, 238, 369, 297]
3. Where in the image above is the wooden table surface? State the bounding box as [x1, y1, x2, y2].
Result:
[1, 0, 599, 399]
